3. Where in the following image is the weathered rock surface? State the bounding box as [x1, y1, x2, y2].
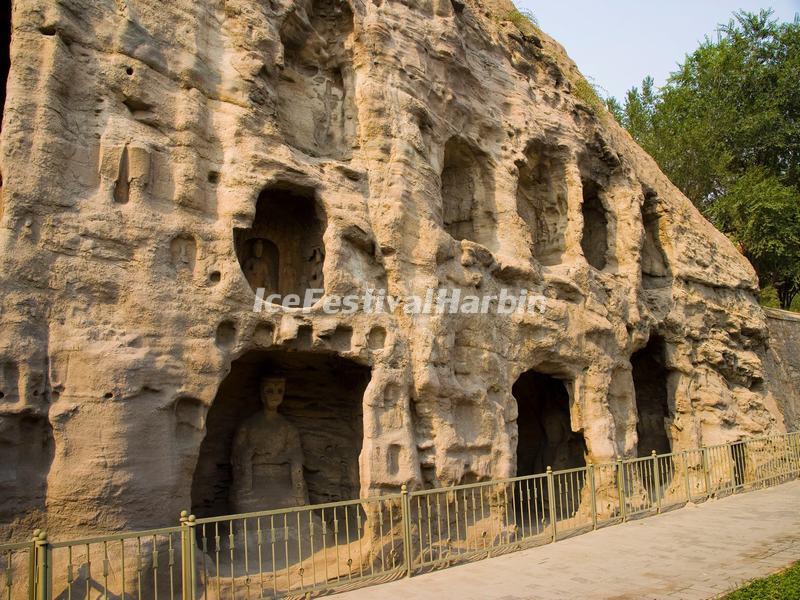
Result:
[764, 309, 800, 431]
[0, 0, 792, 540]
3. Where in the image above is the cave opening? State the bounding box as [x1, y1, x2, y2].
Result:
[580, 179, 609, 270]
[513, 370, 587, 525]
[440, 136, 496, 249]
[190, 349, 370, 519]
[513, 371, 586, 476]
[632, 335, 671, 457]
[515, 141, 569, 266]
[234, 183, 326, 301]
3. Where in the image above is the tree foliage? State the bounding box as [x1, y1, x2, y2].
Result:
[615, 10, 800, 309]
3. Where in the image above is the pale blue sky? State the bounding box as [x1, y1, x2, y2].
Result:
[515, 1, 800, 101]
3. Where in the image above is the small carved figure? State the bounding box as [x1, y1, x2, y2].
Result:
[243, 238, 279, 293]
[230, 377, 308, 513]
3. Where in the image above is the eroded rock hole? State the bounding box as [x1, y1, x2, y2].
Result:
[580, 179, 609, 270]
[216, 321, 237, 348]
[441, 137, 496, 249]
[190, 349, 370, 519]
[277, 0, 357, 159]
[367, 326, 386, 351]
[515, 141, 569, 265]
[641, 187, 671, 288]
[253, 323, 274, 347]
[632, 335, 671, 457]
[235, 183, 326, 300]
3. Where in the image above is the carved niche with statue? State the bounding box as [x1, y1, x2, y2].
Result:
[230, 377, 309, 513]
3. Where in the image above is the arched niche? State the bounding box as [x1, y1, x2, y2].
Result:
[190, 349, 370, 519]
[640, 186, 672, 288]
[515, 140, 570, 266]
[580, 179, 610, 271]
[234, 183, 326, 301]
[277, 0, 357, 159]
[440, 137, 496, 249]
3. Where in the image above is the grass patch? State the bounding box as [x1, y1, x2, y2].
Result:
[502, 9, 538, 29]
[723, 561, 800, 599]
[572, 76, 605, 113]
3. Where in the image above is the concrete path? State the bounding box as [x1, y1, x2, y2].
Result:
[334, 480, 800, 600]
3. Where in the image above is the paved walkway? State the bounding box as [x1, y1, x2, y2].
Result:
[335, 480, 800, 600]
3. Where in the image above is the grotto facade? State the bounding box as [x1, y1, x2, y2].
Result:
[0, 0, 798, 539]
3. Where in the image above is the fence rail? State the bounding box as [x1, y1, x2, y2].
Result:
[4, 431, 799, 599]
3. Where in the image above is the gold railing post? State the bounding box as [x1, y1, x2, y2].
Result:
[27, 530, 39, 600]
[792, 433, 800, 476]
[616, 460, 626, 522]
[400, 484, 414, 578]
[546, 467, 557, 542]
[682, 450, 691, 503]
[180, 511, 197, 600]
[588, 464, 598, 530]
[32, 530, 49, 600]
[702, 446, 712, 499]
[783, 435, 793, 479]
[651, 451, 661, 513]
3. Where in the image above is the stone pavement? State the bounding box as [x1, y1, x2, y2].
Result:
[334, 480, 800, 600]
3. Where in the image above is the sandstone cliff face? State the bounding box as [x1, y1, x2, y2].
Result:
[0, 0, 787, 538]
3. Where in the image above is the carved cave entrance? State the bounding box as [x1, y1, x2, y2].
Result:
[513, 371, 586, 476]
[632, 336, 671, 458]
[190, 350, 370, 519]
[235, 183, 326, 301]
[513, 371, 587, 522]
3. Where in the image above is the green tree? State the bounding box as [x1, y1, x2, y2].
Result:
[615, 11, 800, 309]
[709, 168, 800, 309]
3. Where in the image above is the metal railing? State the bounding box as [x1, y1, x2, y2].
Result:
[3, 431, 799, 599]
[191, 494, 407, 598]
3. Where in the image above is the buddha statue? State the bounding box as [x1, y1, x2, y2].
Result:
[230, 377, 308, 513]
